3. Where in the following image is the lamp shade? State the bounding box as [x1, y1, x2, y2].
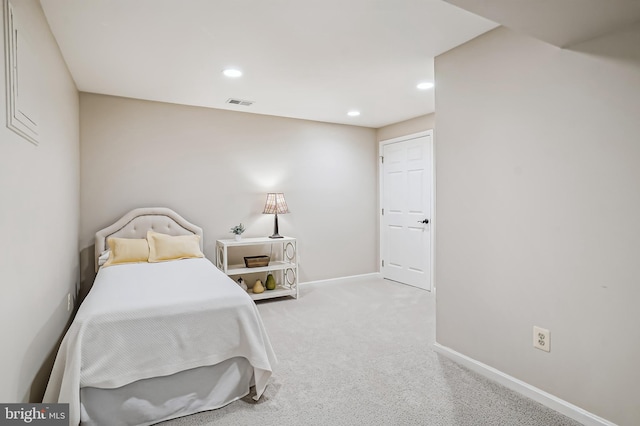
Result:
[262, 193, 289, 215]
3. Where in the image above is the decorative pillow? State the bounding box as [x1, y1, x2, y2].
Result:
[147, 230, 204, 263]
[98, 250, 111, 267]
[103, 238, 150, 267]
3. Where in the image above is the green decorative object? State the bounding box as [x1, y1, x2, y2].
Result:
[230, 223, 245, 235]
[266, 273, 276, 290]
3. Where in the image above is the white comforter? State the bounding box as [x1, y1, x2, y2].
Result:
[43, 258, 277, 425]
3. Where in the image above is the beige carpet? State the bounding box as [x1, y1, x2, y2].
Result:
[162, 276, 581, 426]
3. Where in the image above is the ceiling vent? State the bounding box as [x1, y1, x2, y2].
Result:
[226, 98, 254, 106]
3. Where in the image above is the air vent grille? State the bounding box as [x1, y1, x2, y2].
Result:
[226, 98, 254, 106]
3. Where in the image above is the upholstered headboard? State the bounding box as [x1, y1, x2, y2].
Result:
[94, 207, 203, 271]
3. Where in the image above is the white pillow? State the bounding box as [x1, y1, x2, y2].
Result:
[98, 250, 110, 267]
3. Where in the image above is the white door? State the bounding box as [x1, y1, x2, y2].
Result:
[380, 132, 432, 291]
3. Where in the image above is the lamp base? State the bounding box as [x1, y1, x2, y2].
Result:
[269, 213, 284, 239]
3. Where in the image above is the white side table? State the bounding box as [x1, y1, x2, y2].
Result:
[216, 236, 298, 301]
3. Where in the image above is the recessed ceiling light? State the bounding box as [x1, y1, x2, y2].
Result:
[347, 110, 360, 117]
[223, 68, 243, 78]
[417, 82, 434, 90]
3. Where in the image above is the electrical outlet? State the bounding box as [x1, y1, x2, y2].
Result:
[67, 293, 72, 312]
[533, 326, 550, 352]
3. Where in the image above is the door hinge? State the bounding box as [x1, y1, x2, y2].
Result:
[381, 208, 384, 215]
[381, 259, 384, 267]
[380, 156, 384, 164]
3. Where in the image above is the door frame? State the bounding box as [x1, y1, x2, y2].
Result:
[379, 129, 435, 291]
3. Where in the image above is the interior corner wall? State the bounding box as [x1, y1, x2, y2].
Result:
[79, 93, 378, 287]
[434, 25, 640, 425]
[0, 0, 79, 403]
[376, 113, 434, 142]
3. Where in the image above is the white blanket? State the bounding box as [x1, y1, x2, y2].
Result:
[43, 258, 277, 425]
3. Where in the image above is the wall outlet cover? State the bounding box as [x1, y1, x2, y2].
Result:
[533, 326, 550, 352]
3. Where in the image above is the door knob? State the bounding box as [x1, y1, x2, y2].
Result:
[418, 219, 429, 224]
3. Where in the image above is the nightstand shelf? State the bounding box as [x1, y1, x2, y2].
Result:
[216, 236, 298, 301]
[226, 260, 294, 276]
[250, 285, 296, 301]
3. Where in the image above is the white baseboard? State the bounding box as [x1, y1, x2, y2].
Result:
[300, 272, 381, 286]
[433, 343, 617, 426]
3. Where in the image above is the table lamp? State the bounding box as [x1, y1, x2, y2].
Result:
[263, 193, 289, 238]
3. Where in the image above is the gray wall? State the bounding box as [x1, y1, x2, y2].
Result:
[435, 25, 640, 425]
[79, 93, 378, 287]
[377, 113, 434, 142]
[0, 0, 79, 403]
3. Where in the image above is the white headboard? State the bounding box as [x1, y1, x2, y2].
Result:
[94, 207, 203, 271]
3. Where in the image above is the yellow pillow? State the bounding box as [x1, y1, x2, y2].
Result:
[147, 231, 204, 263]
[103, 238, 150, 267]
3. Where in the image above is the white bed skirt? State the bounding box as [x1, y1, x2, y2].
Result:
[80, 357, 253, 426]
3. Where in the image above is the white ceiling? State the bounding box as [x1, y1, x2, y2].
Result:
[445, 0, 640, 47]
[40, 1, 639, 129]
[39, 0, 497, 128]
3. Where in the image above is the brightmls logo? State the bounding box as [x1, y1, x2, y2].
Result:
[0, 404, 68, 425]
[4, 407, 45, 423]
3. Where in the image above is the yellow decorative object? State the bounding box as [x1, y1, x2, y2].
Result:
[253, 279, 265, 294]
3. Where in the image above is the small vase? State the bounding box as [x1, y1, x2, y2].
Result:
[237, 277, 248, 291]
[234, 234, 241, 241]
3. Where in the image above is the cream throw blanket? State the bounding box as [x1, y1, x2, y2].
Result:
[43, 258, 277, 425]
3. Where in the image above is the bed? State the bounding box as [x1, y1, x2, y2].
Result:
[43, 207, 277, 425]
